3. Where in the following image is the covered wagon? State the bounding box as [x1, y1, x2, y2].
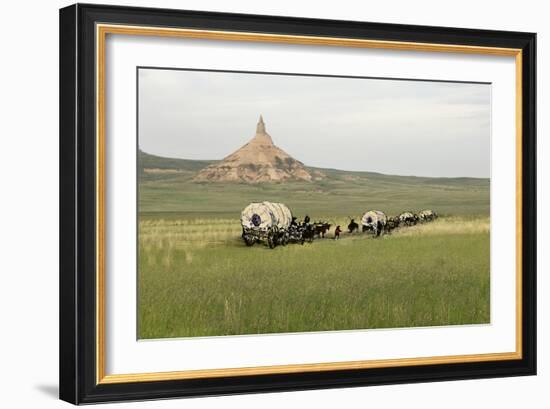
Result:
[361, 210, 387, 236]
[419, 209, 437, 222]
[240, 201, 292, 248]
[398, 211, 418, 226]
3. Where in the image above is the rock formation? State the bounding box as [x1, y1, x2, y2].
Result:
[194, 116, 321, 183]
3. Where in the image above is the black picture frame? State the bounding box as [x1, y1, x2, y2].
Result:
[60, 3, 536, 404]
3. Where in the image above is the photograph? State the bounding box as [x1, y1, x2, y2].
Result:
[137, 67, 491, 339]
[57, 3, 537, 404]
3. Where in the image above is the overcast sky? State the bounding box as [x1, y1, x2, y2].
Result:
[138, 68, 490, 178]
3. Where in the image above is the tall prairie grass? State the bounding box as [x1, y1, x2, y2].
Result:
[138, 216, 490, 339]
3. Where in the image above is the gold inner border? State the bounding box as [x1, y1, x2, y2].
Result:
[96, 23, 523, 385]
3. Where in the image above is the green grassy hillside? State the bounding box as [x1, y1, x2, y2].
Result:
[139, 150, 215, 171]
[138, 151, 490, 219]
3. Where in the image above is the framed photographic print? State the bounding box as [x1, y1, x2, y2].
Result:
[59, 3, 536, 404]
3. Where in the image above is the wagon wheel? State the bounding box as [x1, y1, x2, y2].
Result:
[242, 231, 255, 247]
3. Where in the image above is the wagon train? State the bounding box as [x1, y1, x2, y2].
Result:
[241, 201, 438, 247]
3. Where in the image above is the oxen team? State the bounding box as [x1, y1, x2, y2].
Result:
[287, 209, 437, 243]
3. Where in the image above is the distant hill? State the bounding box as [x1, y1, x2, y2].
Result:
[139, 149, 488, 187]
[138, 148, 490, 217]
[139, 150, 215, 172]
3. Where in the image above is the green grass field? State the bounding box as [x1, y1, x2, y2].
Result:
[138, 152, 490, 339]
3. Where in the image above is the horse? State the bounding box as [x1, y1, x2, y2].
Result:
[348, 219, 359, 233]
[301, 223, 315, 243]
[313, 222, 331, 238]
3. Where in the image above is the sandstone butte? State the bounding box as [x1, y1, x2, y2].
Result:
[193, 116, 323, 183]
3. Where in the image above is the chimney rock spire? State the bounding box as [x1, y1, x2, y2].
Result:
[193, 114, 319, 183]
[256, 115, 266, 134]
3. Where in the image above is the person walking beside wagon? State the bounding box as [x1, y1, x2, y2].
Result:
[334, 225, 342, 240]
